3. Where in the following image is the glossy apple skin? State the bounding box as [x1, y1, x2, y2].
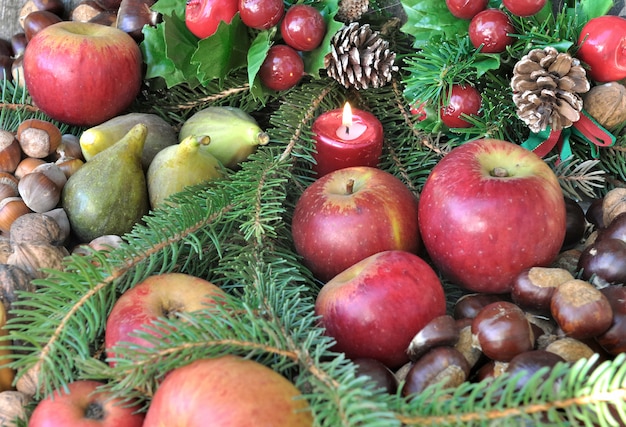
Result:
[28, 380, 145, 427]
[418, 139, 566, 294]
[291, 166, 421, 282]
[314, 250, 446, 369]
[143, 356, 313, 427]
[577, 15, 626, 82]
[185, 0, 238, 39]
[104, 273, 225, 366]
[23, 21, 142, 127]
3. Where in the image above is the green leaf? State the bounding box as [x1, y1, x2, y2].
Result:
[400, 0, 470, 48]
[302, 0, 342, 78]
[247, 30, 273, 88]
[580, 0, 614, 20]
[163, 12, 203, 87]
[151, 0, 186, 18]
[192, 15, 250, 84]
[472, 54, 501, 77]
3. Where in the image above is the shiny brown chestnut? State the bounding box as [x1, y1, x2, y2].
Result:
[596, 285, 626, 356]
[577, 238, 626, 286]
[19, 0, 64, 29]
[0, 39, 13, 58]
[11, 33, 27, 58]
[352, 358, 398, 394]
[471, 301, 534, 362]
[23, 10, 63, 41]
[88, 10, 118, 26]
[453, 293, 504, 320]
[597, 211, 626, 242]
[562, 197, 586, 250]
[454, 318, 483, 369]
[94, 0, 122, 10]
[550, 279, 613, 340]
[401, 346, 470, 396]
[506, 350, 566, 390]
[0, 56, 13, 83]
[407, 314, 459, 361]
[116, 0, 161, 42]
[70, 0, 106, 22]
[511, 267, 573, 314]
[585, 197, 605, 229]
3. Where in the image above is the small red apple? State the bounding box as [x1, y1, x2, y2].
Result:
[577, 15, 626, 82]
[143, 355, 313, 427]
[314, 250, 446, 369]
[23, 21, 143, 127]
[418, 139, 566, 294]
[28, 380, 145, 427]
[104, 272, 226, 366]
[291, 166, 421, 282]
[185, 0, 239, 39]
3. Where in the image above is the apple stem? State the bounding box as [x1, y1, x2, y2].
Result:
[346, 178, 355, 194]
[84, 402, 105, 420]
[490, 167, 509, 178]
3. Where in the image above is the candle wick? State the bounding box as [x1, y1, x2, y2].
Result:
[345, 125, 350, 135]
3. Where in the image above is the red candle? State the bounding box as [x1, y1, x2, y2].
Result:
[311, 102, 384, 177]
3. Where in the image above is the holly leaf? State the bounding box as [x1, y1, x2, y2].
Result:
[247, 30, 274, 88]
[141, 13, 200, 88]
[472, 54, 501, 77]
[191, 15, 250, 84]
[400, 0, 469, 48]
[151, 0, 186, 18]
[302, 0, 342, 78]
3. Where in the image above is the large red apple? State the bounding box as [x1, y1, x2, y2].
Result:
[104, 273, 225, 366]
[418, 138, 566, 294]
[576, 15, 626, 82]
[314, 250, 446, 369]
[291, 166, 421, 282]
[28, 380, 145, 427]
[143, 355, 313, 426]
[23, 21, 143, 127]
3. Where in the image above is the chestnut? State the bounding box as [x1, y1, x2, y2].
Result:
[473, 359, 508, 382]
[506, 350, 566, 390]
[597, 211, 626, 242]
[577, 238, 626, 286]
[70, 0, 106, 22]
[453, 293, 504, 320]
[454, 318, 483, 369]
[550, 279, 613, 340]
[11, 33, 27, 58]
[511, 267, 573, 314]
[545, 337, 595, 363]
[0, 39, 13, 58]
[117, 0, 161, 42]
[94, 0, 123, 11]
[406, 314, 459, 361]
[549, 248, 581, 276]
[22, 10, 63, 41]
[562, 197, 586, 250]
[0, 56, 13, 83]
[401, 346, 470, 396]
[585, 196, 605, 229]
[352, 358, 398, 394]
[88, 10, 118, 26]
[471, 301, 534, 362]
[596, 285, 626, 355]
[19, 0, 65, 25]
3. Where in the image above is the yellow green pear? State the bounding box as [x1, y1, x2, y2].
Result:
[62, 124, 150, 242]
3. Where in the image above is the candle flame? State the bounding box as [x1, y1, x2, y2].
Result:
[342, 102, 353, 128]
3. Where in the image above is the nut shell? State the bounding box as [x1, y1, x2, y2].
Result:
[583, 82, 626, 129]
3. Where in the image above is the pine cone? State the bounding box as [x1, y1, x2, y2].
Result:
[511, 47, 590, 133]
[324, 23, 398, 90]
[336, 0, 369, 23]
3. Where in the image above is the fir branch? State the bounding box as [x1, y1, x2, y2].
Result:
[551, 157, 606, 200]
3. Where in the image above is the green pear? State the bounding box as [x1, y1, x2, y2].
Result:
[62, 124, 150, 243]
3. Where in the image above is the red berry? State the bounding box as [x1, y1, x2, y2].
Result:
[445, 0, 488, 20]
[258, 44, 304, 91]
[440, 84, 481, 128]
[280, 4, 326, 52]
[502, 0, 547, 17]
[185, 0, 238, 39]
[239, 0, 284, 30]
[468, 9, 514, 53]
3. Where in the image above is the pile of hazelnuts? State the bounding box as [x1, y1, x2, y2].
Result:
[352, 191, 626, 402]
[1, 0, 159, 84]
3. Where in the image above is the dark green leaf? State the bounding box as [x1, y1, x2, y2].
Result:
[400, 0, 470, 48]
[247, 30, 273, 88]
[163, 12, 202, 87]
[192, 15, 250, 84]
[151, 0, 186, 18]
[302, 0, 341, 78]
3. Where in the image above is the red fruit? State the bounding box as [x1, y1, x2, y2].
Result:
[280, 4, 326, 52]
[577, 15, 626, 82]
[502, 0, 547, 17]
[239, 0, 284, 30]
[468, 8, 514, 53]
[445, 0, 488, 20]
[258, 44, 304, 91]
[440, 84, 481, 128]
[185, 0, 238, 39]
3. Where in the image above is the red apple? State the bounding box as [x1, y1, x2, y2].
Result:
[104, 272, 226, 366]
[23, 21, 143, 127]
[418, 139, 566, 294]
[314, 250, 446, 369]
[28, 380, 145, 427]
[576, 15, 626, 82]
[291, 166, 421, 282]
[143, 355, 313, 427]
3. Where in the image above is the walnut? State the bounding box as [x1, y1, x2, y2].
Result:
[6, 243, 68, 280]
[0, 390, 31, 426]
[0, 264, 33, 320]
[602, 187, 626, 227]
[9, 213, 65, 246]
[583, 82, 626, 129]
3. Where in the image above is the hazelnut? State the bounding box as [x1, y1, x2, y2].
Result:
[0, 130, 22, 174]
[0, 197, 31, 235]
[16, 119, 62, 159]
